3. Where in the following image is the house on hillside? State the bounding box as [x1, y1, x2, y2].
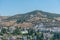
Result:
[7, 26, 16, 33]
[43, 32, 53, 40]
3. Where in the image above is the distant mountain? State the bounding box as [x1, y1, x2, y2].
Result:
[3, 10, 60, 21]
[1, 10, 60, 27]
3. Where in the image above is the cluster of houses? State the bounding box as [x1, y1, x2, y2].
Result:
[0, 26, 29, 40]
[34, 23, 60, 33]
[0, 23, 60, 40]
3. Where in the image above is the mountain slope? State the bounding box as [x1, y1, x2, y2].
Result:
[1, 10, 60, 27]
[4, 10, 60, 21]
[0, 16, 10, 21]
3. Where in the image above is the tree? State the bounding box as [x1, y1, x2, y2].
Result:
[28, 29, 34, 35]
[53, 33, 60, 40]
[17, 17, 26, 23]
[12, 27, 21, 35]
[37, 33, 44, 40]
[1, 28, 7, 33]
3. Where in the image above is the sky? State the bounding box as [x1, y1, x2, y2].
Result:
[0, 0, 60, 16]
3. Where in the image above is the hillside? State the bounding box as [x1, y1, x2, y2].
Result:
[1, 10, 60, 27]
[3, 10, 60, 21]
[0, 16, 10, 21]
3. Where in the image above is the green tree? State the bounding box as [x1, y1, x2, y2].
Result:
[17, 17, 26, 23]
[13, 27, 21, 35]
[37, 33, 44, 40]
[1, 28, 7, 33]
[53, 33, 60, 40]
[28, 29, 34, 35]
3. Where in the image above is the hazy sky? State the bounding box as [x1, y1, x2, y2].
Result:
[0, 0, 60, 16]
